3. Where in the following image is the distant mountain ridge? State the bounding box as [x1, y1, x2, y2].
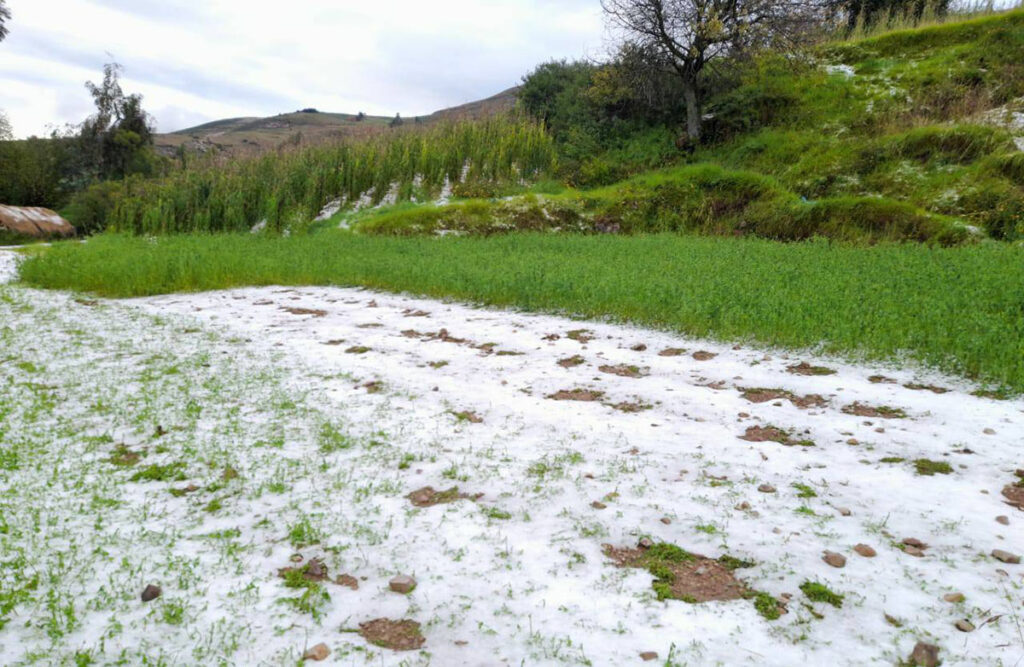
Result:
[155, 87, 519, 157]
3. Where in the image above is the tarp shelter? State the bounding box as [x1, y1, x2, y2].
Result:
[0, 205, 75, 239]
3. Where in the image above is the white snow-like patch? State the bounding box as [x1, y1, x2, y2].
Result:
[0, 247, 21, 283]
[1, 249, 1022, 665]
[315, 198, 344, 222]
[826, 64, 855, 77]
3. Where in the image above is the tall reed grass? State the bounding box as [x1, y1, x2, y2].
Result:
[101, 116, 556, 235]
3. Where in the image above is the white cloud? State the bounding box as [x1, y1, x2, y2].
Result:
[0, 0, 604, 138]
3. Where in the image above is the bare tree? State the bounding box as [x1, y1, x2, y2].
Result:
[0, 110, 12, 140]
[0, 0, 11, 42]
[602, 0, 827, 143]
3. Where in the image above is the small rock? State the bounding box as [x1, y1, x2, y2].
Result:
[735, 501, 751, 511]
[660, 517, 672, 525]
[954, 619, 975, 633]
[943, 592, 965, 603]
[140, 584, 161, 602]
[908, 641, 940, 667]
[902, 538, 927, 549]
[854, 544, 876, 558]
[823, 551, 846, 568]
[846, 438, 859, 446]
[303, 643, 330, 661]
[738, 412, 750, 418]
[758, 484, 776, 493]
[640, 652, 658, 661]
[638, 537, 654, 550]
[389, 574, 417, 594]
[903, 545, 925, 558]
[631, 344, 648, 351]
[983, 428, 996, 435]
[591, 501, 607, 510]
[991, 549, 1021, 564]
[837, 507, 852, 516]
[694, 566, 708, 576]
[996, 515, 1009, 525]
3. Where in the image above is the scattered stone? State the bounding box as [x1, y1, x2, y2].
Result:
[823, 551, 846, 568]
[735, 501, 751, 511]
[908, 641, 940, 667]
[869, 375, 897, 384]
[854, 544, 876, 558]
[303, 643, 330, 661]
[389, 575, 417, 594]
[637, 537, 654, 550]
[903, 545, 925, 558]
[837, 507, 852, 516]
[692, 351, 717, 361]
[954, 619, 975, 633]
[631, 343, 648, 352]
[290, 554, 304, 563]
[140, 584, 161, 602]
[660, 517, 672, 525]
[902, 538, 927, 549]
[758, 484, 777, 493]
[983, 428, 996, 435]
[640, 652, 658, 661]
[996, 515, 1009, 525]
[846, 438, 859, 446]
[1003, 484, 1024, 510]
[787, 362, 836, 376]
[991, 549, 1020, 564]
[599, 364, 648, 378]
[591, 501, 607, 510]
[658, 348, 686, 357]
[943, 592, 965, 603]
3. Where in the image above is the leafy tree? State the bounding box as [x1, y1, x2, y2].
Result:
[390, 113, 404, 127]
[0, 0, 11, 42]
[833, 0, 951, 32]
[601, 0, 827, 143]
[77, 62, 158, 180]
[0, 110, 12, 141]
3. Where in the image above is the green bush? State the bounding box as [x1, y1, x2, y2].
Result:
[62, 180, 127, 236]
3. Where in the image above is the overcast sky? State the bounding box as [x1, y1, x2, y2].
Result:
[0, 0, 605, 138]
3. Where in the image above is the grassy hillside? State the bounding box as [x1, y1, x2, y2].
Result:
[351, 9, 1024, 242]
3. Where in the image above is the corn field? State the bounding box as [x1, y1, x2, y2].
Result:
[106, 116, 557, 234]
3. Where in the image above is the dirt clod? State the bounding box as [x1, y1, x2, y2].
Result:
[740, 388, 827, 409]
[823, 551, 846, 568]
[547, 389, 605, 402]
[599, 364, 647, 378]
[281, 307, 326, 317]
[692, 351, 717, 361]
[787, 362, 836, 376]
[658, 348, 686, 357]
[854, 544, 877, 558]
[335, 574, 359, 590]
[640, 652, 658, 661]
[1002, 484, 1024, 510]
[908, 642, 940, 667]
[758, 484, 776, 493]
[358, 618, 425, 651]
[407, 486, 479, 507]
[943, 592, 965, 603]
[605, 544, 748, 602]
[739, 425, 813, 447]
[842, 402, 907, 419]
[566, 329, 594, 343]
[558, 355, 585, 368]
[991, 549, 1020, 564]
[904, 383, 949, 394]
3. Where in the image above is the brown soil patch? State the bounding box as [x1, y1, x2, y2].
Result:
[567, 329, 595, 343]
[335, 574, 359, 590]
[406, 486, 480, 507]
[322, 339, 346, 346]
[281, 307, 327, 317]
[403, 309, 430, 317]
[658, 348, 686, 357]
[253, 299, 274, 306]
[345, 346, 371, 354]
[599, 364, 647, 378]
[692, 351, 717, 361]
[869, 375, 897, 384]
[904, 382, 950, 394]
[740, 388, 827, 409]
[358, 618, 425, 651]
[402, 329, 425, 339]
[75, 298, 99, 307]
[542, 333, 561, 341]
[609, 401, 653, 413]
[547, 389, 605, 402]
[1003, 483, 1024, 511]
[558, 355, 585, 368]
[430, 329, 467, 344]
[278, 557, 329, 583]
[603, 546, 748, 602]
[362, 381, 383, 394]
[787, 362, 837, 376]
[357, 323, 383, 329]
[739, 425, 814, 447]
[842, 402, 907, 419]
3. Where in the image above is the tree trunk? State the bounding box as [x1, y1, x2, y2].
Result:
[682, 80, 702, 142]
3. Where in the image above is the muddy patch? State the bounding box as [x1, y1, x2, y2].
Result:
[566, 329, 594, 343]
[558, 355, 585, 368]
[604, 544, 748, 603]
[608, 400, 653, 413]
[358, 618, 425, 651]
[547, 389, 605, 402]
[599, 364, 648, 379]
[842, 402, 907, 419]
[787, 362, 837, 376]
[904, 382, 949, 394]
[692, 351, 717, 361]
[406, 486, 480, 507]
[739, 425, 814, 447]
[280, 307, 327, 317]
[740, 387, 827, 409]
